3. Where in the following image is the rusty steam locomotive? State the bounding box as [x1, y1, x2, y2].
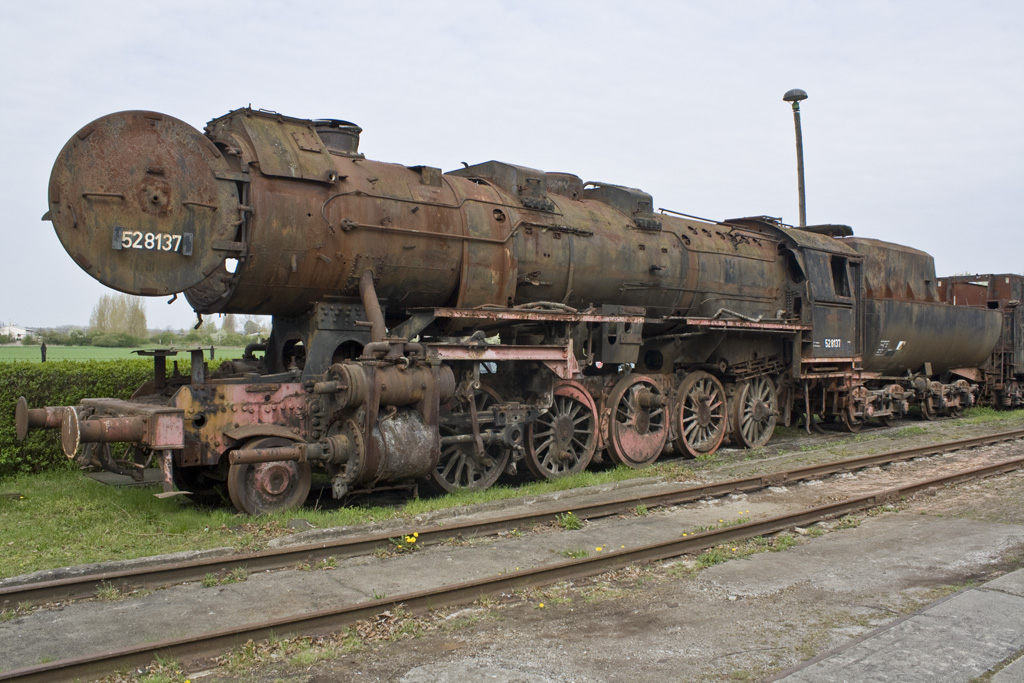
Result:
[15, 108, 1022, 513]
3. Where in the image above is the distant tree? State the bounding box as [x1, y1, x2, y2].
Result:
[89, 294, 148, 344]
[221, 314, 238, 335]
[242, 315, 269, 337]
[149, 329, 181, 347]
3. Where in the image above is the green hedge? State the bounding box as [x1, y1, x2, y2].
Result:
[0, 360, 153, 477]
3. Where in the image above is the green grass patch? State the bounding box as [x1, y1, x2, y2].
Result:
[0, 468, 404, 579]
[0, 460, 680, 578]
[962, 406, 1024, 425]
[555, 511, 582, 530]
[694, 532, 800, 569]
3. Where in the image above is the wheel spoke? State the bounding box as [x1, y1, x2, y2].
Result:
[432, 385, 510, 493]
[527, 383, 598, 479]
[731, 377, 777, 449]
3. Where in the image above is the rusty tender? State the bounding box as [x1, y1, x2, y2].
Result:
[16, 107, 1021, 513]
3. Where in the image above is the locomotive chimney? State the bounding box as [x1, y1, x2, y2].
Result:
[314, 119, 363, 156]
[783, 88, 809, 227]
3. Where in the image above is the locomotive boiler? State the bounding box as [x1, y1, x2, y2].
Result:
[16, 107, 1008, 513]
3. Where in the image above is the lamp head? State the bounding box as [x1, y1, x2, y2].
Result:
[783, 88, 808, 103]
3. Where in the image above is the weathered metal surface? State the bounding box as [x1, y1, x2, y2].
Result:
[846, 237, 939, 302]
[47, 111, 237, 295]
[367, 408, 438, 483]
[174, 383, 307, 466]
[525, 381, 598, 479]
[435, 385, 511, 492]
[45, 399, 186, 457]
[28, 105, 1022, 509]
[227, 436, 312, 515]
[430, 307, 645, 325]
[937, 274, 1024, 400]
[681, 318, 811, 331]
[46, 108, 791, 329]
[603, 374, 669, 468]
[14, 397, 62, 441]
[672, 371, 727, 457]
[861, 299, 1003, 375]
[730, 376, 779, 449]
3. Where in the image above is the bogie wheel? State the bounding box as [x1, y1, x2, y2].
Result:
[606, 374, 668, 468]
[841, 409, 863, 433]
[434, 385, 511, 492]
[842, 385, 870, 433]
[673, 371, 727, 458]
[227, 437, 312, 515]
[526, 382, 598, 479]
[920, 397, 938, 421]
[731, 376, 778, 449]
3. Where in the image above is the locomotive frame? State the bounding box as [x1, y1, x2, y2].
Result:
[15, 107, 1019, 513]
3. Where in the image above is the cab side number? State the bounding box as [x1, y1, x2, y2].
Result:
[823, 338, 842, 349]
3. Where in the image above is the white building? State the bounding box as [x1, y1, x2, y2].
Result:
[1, 325, 28, 341]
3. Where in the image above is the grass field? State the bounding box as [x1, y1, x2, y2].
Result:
[0, 345, 246, 362]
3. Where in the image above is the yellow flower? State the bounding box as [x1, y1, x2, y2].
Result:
[596, 547, 603, 552]
[413, 532, 419, 537]
[683, 533, 688, 537]
[731, 547, 737, 551]
[539, 603, 545, 608]
[719, 519, 724, 523]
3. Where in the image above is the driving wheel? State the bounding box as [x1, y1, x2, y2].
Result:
[526, 382, 598, 479]
[673, 371, 727, 458]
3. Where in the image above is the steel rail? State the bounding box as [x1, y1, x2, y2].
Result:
[5, 452, 1023, 683]
[3, 427, 1022, 609]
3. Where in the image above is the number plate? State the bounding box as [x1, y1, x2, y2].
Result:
[112, 226, 193, 256]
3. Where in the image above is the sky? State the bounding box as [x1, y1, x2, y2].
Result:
[2, 1, 1021, 331]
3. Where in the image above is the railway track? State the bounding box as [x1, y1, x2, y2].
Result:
[3, 427, 1023, 611]
[2, 428, 1023, 682]
[5, 451, 1023, 682]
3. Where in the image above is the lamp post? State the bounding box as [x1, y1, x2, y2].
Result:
[783, 88, 808, 227]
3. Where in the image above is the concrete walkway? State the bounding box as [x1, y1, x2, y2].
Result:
[772, 568, 1024, 682]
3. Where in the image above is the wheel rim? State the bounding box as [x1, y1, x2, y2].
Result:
[606, 375, 668, 468]
[841, 409, 863, 433]
[674, 371, 726, 457]
[731, 376, 778, 449]
[920, 397, 937, 421]
[227, 437, 312, 515]
[433, 385, 510, 492]
[526, 382, 597, 479]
